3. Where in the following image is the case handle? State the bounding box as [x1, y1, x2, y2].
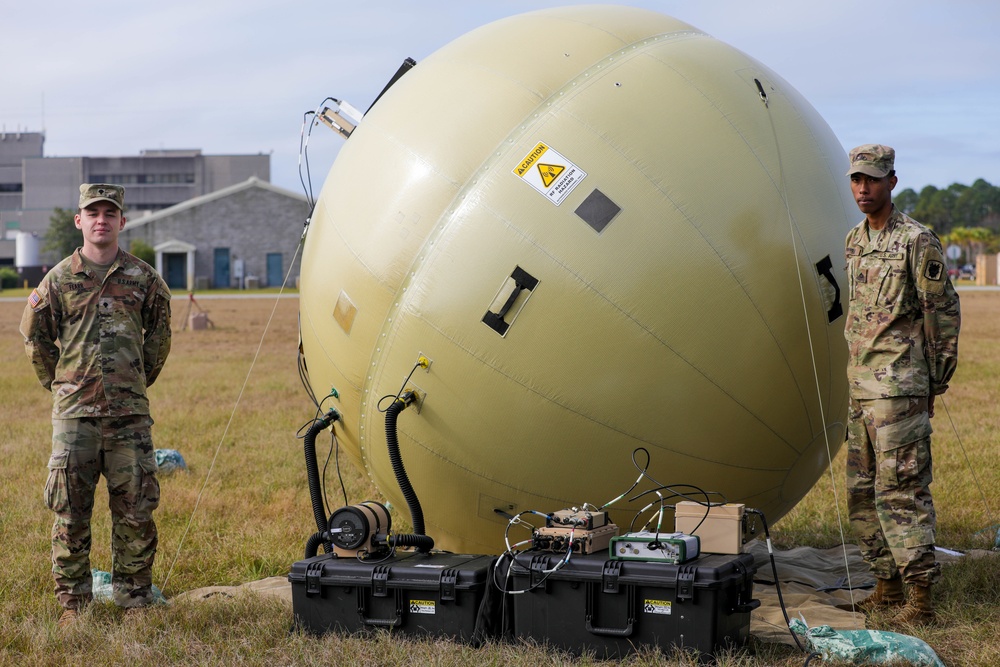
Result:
[584, 581, 635, 637]
[357, 588, 403, 627]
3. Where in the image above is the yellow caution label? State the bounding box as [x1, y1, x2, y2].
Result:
[643, 599, 672, 615]
[513, 141, 587, 206]
[409, 599, 436, 614]
[515, 142, 549, 177]
[538, 163, 565, 187]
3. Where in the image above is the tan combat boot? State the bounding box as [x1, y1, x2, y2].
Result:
[857, 576, 905, 613]
[57, 608, 79, 630]
[890, 584, 935, 626]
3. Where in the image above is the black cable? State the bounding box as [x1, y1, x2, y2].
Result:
[297, 110, 317, 210]
[597, 447, 652, 511]
[312, 392, 349, 511]
[304, 531, 325, 559]
[296, 340, 320, 409]
[384, 396, 431, 550]
[490, 546, 567, 596]
[320, 428, 335, 518]
[377, 361, 424, 413]
[628, 485, 724, 535]
[302, 411, 340, 555]
[297, 97, 337, 211]
[330, 428, 349, 508]
[382, 533, 434, 551]
[746, 508, 810, 654]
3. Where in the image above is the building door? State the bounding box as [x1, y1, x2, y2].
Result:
[266, 253, 282, 288]
[164, 253, 187, 290]
[213, 248, 230, 289]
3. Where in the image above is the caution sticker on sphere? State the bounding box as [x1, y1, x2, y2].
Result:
[513, 141, 587, 206]
[644, 599, 672, 615]
[409, 599, 436, 615]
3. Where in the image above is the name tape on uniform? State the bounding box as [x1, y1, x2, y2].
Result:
[513, 141, 587, 206]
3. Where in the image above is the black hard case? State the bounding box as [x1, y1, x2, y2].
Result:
[288, 551, 497, 642]
[504, 550, 758, 658]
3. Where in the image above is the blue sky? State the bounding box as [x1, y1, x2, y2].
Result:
[4, 1, 997, 197]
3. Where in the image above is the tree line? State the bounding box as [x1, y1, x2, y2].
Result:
[894, 178, 1000, 263]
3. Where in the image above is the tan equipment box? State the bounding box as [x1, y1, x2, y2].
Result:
[674, 502, 745, 554]
[189, 312, 210, 330]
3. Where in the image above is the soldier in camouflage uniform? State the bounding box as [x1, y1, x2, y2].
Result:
[20, 184, 172, 628]
[843, 145, 960, 626]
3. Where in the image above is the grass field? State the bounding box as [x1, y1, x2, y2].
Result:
[1, 291, 997, 666]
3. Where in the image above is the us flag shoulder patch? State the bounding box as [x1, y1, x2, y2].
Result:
[28, 289, 41, 307]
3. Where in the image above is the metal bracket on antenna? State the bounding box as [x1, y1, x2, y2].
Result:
[318, 99, 364, 139]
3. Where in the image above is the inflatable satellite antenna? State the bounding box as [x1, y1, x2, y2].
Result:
[299, 5, 855, 554]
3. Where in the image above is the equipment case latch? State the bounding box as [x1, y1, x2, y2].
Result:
[372, 565, 390, 597]
[305, 560, 325, 596]
[440, 568, 458, 601]
[602, 559, 622, 593]
[529, 553, 550, 590]
[675, 565, 696, 603]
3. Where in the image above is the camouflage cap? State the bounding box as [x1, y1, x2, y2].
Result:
[846, 144, 895, 178]
[79, 183, 125, 210]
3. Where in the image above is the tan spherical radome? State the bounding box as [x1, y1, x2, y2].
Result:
[299, 5, 856, 553]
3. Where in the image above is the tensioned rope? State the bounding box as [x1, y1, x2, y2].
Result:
[753, 78, 861, 619]
[160, 240, 304, 594]
[940, 395, 998, 542]
[161, 101, 331, 595]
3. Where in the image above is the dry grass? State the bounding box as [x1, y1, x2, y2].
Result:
[1, 292, 997, 666]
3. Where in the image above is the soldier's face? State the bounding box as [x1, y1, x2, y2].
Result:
[850, 173, 896, 217]
[75, 202, 126, 248]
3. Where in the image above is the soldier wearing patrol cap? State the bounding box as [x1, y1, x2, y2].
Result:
[843, 145, 961, 626]
[19, 184, 172, 628]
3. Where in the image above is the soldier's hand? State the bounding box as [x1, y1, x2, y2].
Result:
[928, 394, 935, 418]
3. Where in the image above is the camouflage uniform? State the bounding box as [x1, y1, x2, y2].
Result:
[21, 247, 172, 609]
[844, 206, 960, 585]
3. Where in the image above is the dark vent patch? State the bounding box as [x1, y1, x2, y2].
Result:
[575, 189, 621, 233]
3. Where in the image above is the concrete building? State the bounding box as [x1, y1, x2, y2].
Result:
[0, 130, 270, 269]
[0, 131, 45, 267]
[117, 177, 308, 291]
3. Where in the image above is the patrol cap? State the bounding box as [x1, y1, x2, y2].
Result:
[79, 183, 125, 210]
[846, 144, 895, 178]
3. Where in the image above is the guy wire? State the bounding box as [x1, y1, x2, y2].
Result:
[756, 79, 860, 619]
[160, 240, 304, 595]
[940, 395, 997, 531]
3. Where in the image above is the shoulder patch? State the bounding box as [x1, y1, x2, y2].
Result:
[924, 260, 944, 281]
[28, 289, 41, 308]
[917, 244, 947, 295]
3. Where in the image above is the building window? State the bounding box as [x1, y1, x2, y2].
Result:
[0, 183, 23, 192]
